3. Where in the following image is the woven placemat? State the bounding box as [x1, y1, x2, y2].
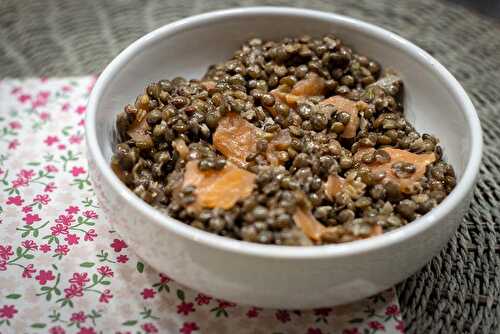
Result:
[1, 1, 499, 333]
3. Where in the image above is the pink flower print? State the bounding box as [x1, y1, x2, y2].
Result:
[69, 134, 83, 144]
[88, 76, 97, 93]
[97, 265, 113, 277]
[216, 299, 236, 309]
[32, 91, 50, 108]
[39, 112, 50, 121]
[61, 102, 70, 112]
[55, 214, 75, 226]
[65, 233, 80, 245]
[180, 322, 199, 334]
[22, 239, 38, 250]
[58, 144, 66, 150]
[195, 293, 212, 305]
[49, 326, 66, 334]
[35, 270, 55, 285]
[6, 195, 24, 206]
[385, 304, 400, 316]
[45, 164, 59, 173]
[159, 273, 171, 284]
[83, 210, 98, 219]
[275, 310, 291, 323]
[78, 119, 85, 126]
[62, 85, 72, 92]
[12, 177, 28, 188]
[342, 329, 359, 334]
[51, 223, 69, 236]
[64, 284, 84, 298]
[39, 244, 51, 253]
[66, 206, 80, 214]
[22, 264, 36, 278]
[22, 205, 32, 213]
[18, 94, 31, 103]
[246, 307, 261, 318]
[19, 169, 35, 180]
[44, 135, 59, 146]
[396, 320, 405, 333]
[55, 244, 70, 256]
[71, 166, 86, 177]
[177, 302, 195, 316]
[44, 182, 57, 192]
[9, 121, 22, 129]
[84, 229, 97, 241]
[34, 194, 50, 205]
[69, 272, 90, 287]
[10, 87, 21, 95]
[77, 327, 96, 334]
[116, 255, 129, 263]
[368, 321, 385, 330]
[110, 239, 127, 252]
[307, 329, 323, 334]
[141, 288, 156, 300]
[70, 311, 87, 323]
[0, 245, 14, 260]
[0, 260, 6, 271]
[40, 77, 48, 83]
[0, 305, 18, 319]
[8, 139, 19, 150]
[75, 105, 86, 115]
[99, 289, 113, 303]
[246, 309, 257, 318]
[23, 213, 41, 225]
[141, 323, 158, 334]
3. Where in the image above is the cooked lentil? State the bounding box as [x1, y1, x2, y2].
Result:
[111, 35, 456, 246]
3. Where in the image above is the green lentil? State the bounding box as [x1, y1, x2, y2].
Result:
[112, 35, 456, 246]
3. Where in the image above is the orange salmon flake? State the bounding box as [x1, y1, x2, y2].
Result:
[213, 113, 262, 168]
[182, 160, 256, 210]
[320, 96, 364, 139]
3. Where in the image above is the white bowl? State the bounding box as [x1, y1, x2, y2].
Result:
[86, 7, 482, 308]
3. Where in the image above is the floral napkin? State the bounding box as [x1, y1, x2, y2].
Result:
[0, 77, 405, 334]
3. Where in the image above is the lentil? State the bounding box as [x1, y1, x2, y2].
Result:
[112, 35, 456, 246]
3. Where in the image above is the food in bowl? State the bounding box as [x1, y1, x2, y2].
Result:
[110, 34, 456, 246]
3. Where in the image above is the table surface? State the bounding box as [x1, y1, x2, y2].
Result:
[1, 1, 499, 333]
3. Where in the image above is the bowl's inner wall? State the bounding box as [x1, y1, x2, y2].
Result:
[96, 12, 470, 178]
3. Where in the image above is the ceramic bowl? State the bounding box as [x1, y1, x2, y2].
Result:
[85, 7, 482, 308]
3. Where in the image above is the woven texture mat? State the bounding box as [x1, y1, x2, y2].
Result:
[1, 1, 499, 333]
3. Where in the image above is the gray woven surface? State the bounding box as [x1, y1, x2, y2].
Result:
[1, 0, 499, 333]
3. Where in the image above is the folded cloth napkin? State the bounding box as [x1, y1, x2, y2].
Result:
[0, 77, 404, 334]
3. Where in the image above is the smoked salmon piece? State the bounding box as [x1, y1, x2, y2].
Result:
[213, 113, 292, 167]
[292, 207, 382, 243]
[269, 73, 326, 112]
[292, 207, 325, 241]
[266, 129, 292, 166]
[213, 113, 262, 168]
[290, 73, 326, 97]
[324, 171, 366, 201]
[182, 160, 256, 210]
[172, 138, 189, 160]
[324, 174, 346, 200]
[354, 147, 435, 193]
[320, 96, 364, 139]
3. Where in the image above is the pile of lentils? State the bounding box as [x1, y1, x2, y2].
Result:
[111, 35, 456, 246]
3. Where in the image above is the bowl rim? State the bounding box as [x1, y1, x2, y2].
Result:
[85, 6, 483, 259]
